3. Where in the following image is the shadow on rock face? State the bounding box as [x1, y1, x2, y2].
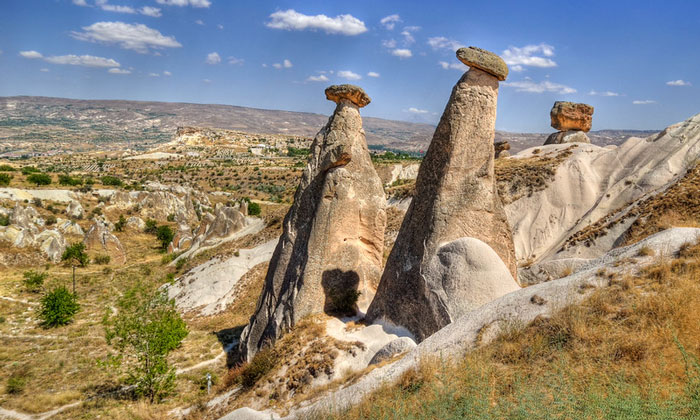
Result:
[214, 325, 246, 367]
[322, 269, 361, 317]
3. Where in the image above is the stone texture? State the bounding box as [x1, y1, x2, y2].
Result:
[456, 47, 509, 81]
[84, 219, 126, 264]
[66, 200, 84, 219]
[126, 216, 146, 231]
[36, 229, 67, 262]
[550, 101, 594, 132]
[239, 87, 387, 361]
[544, 130, 591, 145]
[366, 65, 517, 342]
[368, 337, 416, 365]
[325, 84, 371, 108]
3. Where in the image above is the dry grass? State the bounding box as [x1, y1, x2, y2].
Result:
[495, 147, 574, 204]
[322, 245, 700, 420]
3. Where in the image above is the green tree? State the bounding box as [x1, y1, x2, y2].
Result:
[144, 219, 158, 234]
[0, 173, 12, 186]
[58, 174, 83, 186]
[27, 173, 52, 186]
[104, 285, 188, 403]
[101, 175, 123, 187]
[156, 225, 174, 251]
[61, 242, 88, 294]
[38, 286, 80, 327]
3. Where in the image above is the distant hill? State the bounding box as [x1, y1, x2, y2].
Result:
[0, 96, 657, 155]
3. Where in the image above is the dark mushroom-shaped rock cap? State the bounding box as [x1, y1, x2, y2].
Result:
[456, 47, 509, 81]
[325, 84, 371, 108]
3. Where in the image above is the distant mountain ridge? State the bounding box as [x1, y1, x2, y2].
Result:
[0, 96, 657, 154]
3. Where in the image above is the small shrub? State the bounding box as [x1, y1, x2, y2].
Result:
[38, 286, 80, 327]
[637, 245, 655, 257]
[239, 348, 278, 388]
[175, 257, 188, 271]
[21, 166, 40, 175]
[144, 219, 158, 234]
[27, 173, 52, 186]
[94, 255, 111, 265]
[0, 173, 12, 186]
[114, 214, 126, 232]
[166, 213, 175, 222]
[248, 201, 261, 216]
[101, 175, 123, 187]
[6, 375, 26, 394]
[45, 214, 57, 226]
[161, 253, 175, 265]
[23, 270, 47, 292]
[58, 174, 83, 186]
[0, 214, 9, 226]
[0, 164, 16, 172]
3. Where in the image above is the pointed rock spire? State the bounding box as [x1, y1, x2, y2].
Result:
[238, 84, 387, 361]
[365, 47, 518, 342]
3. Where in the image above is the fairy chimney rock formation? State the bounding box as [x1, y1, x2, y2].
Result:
[366, 47, 519, 342]
[238, 84, 387, 361]
[545, 101, 594, 145]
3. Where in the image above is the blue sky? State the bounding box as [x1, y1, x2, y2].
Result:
[1, 0, 699, 132]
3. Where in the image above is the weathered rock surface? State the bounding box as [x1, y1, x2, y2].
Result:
[66, 200, 84, 219]
[368, 337, 416, 365]
[106, 190, 198, 223]
[36, 229, 67, 262]
[84, 219, 126, 264]
[57, 219, 84, 236]
[126, 216, 146, 231]
[550, 101, 594, 132]
[366, 60, 517, 342]
[456, 47, 508, 81]
[239, 86, 387, 361]
[544, 130, 591, 145]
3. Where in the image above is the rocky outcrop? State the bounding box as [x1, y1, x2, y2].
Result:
[126, 216, 146, 231]
[106, 190, 198, 223]
[544, 130, 591, 145]
[57, 219, 84, 236]
[550, 101, 594, 132]
[366, 48, 518, 342]
[84, 219, 126, 264]
[238, 84, 387, 361]
[36, 229, 67, 262]
[545, 102, 594, 145]
[11, 204, 42, 232]
[66, 200, 84, 219]
[368, 337, 416, 365]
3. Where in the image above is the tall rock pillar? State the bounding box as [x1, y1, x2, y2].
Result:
[238, 85, 387, 361]
[366, 47, 518, 341]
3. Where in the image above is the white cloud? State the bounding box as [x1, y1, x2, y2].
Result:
[156, 0, 210, 7]
[367, 71, 380, 78]
[438, 61, 465, 71]
[20, 50, 43, 59]
[633, 100, 656, 105]
[140, 6, 162, 17]
[427, 36, 463, 51]
[195, 19, 204, 25]
[400, 26, 420, 45]
[380, 14, 401, 30]
[228, 56, 244, 65]
[40, 68, 49, 72]
[382, 39, 397, 49]
[589, 90, 620, 97]
[406, 107, 429, 114]
[502, 44, 556, 70]
[205, 52, 221, 64]
[666, 79, 691, 86]
[338, 70, 361, 80]
[503, 79, 576, 94]
[217, 24, 224, 30]
[72, 0, 88, 6]
[149, 72, 160, 77]
[306, 74, 329, 82]
[108, 67, 131, 74]
[391, 48, 412, 58]
[20, 50, 120, 68]
[46, 54, 120, 67]
[95, 0, 136, 14]
[272, 59, 293, 69]
[71, 21, 181, 53]
[163, 70, 172, 76]
[266, 9, 367, 36]
[202, 78, 211, 83]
